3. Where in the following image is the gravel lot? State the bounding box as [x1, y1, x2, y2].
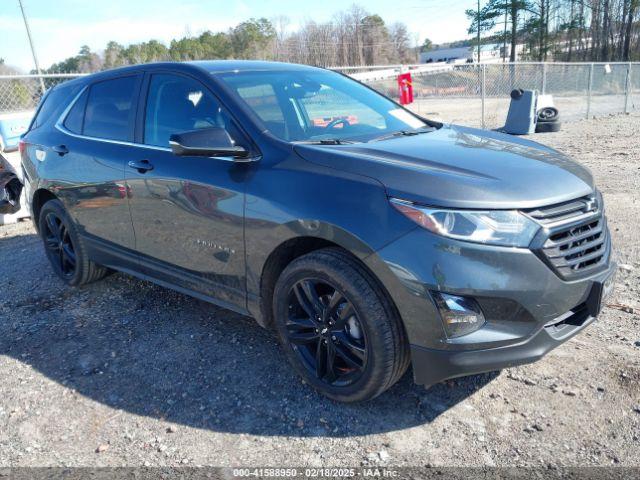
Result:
[0, 113, 639, 469]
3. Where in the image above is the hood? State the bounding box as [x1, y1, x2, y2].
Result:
[293, 124, 594, 209]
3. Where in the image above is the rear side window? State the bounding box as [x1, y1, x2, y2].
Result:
[63, 89, 88, 134]
[29, 84, 81, 131]
[83, 76, 138, 141]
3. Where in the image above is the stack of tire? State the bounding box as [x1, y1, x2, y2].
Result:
[535, 106, 561, 133]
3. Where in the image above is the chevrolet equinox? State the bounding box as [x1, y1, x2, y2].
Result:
[20, 61, 617, 402]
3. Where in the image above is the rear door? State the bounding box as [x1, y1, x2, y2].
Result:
[52, 74, 142, 256]
[124, 71, 249, 311]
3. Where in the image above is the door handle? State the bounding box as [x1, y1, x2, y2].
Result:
[52, 144, 69, 156]
[128, 159, 154, 173]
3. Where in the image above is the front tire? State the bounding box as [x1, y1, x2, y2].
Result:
[38, 199, 108, 286]
[273, 248, 409, 402]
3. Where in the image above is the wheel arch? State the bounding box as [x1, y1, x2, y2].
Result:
[31, 188, 59, 232]
[255, 226, 403, 337]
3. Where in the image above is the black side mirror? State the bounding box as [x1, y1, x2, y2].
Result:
[169, 127, 250, 160]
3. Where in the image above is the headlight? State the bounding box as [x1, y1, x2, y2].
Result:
[390, 198, 540, 247]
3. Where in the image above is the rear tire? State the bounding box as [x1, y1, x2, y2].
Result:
[38, 199, 109, 286]
[273, 247, 409, 402]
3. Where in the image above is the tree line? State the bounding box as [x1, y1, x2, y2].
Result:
[41, 5, 416, 73]
[467, 0, 640, 62]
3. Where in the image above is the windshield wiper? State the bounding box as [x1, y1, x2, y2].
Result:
[369, 128, 433, 143]
[293, 138, 357, 145]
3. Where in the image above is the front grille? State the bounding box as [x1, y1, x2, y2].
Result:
[524, 194, 610, 279]
[525, 195, 600, 225]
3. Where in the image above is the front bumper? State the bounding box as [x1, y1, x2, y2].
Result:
[364, 225, 616, 387]
[410, 279, 607, 386]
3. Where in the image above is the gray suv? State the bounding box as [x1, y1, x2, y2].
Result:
[20, 61, 616, 402]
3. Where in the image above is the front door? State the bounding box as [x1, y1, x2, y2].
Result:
[125, 72, 248, 310]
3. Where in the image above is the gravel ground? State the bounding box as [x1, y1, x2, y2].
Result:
[0, 113, 639, 469]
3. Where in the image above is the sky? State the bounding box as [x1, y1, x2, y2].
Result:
[1, 0, 473, 72]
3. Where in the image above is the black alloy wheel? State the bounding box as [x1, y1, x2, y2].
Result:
[42, 212, 76, 279]
[38, 199, 109, 286]
[285, 278, 367, 387]
[273, 247, 410, 402]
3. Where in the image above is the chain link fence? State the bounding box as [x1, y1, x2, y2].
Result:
[345, 62, 639, 129]
[0, 74, 87, 114]
[1, 63, 638, 130]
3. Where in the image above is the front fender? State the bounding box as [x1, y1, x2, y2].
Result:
[243, 153, 418, 324]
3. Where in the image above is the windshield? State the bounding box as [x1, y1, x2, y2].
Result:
[217, 69, 428, 143]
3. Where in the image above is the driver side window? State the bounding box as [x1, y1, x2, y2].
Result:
[144, 74, 230, 147]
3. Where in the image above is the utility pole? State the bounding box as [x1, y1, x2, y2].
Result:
[503, 5, 508, 62]
[477, 0, 481, 63]
[18, 0, 46, 93]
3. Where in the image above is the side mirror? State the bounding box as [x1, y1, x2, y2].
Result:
[169, 127, 250, 160]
